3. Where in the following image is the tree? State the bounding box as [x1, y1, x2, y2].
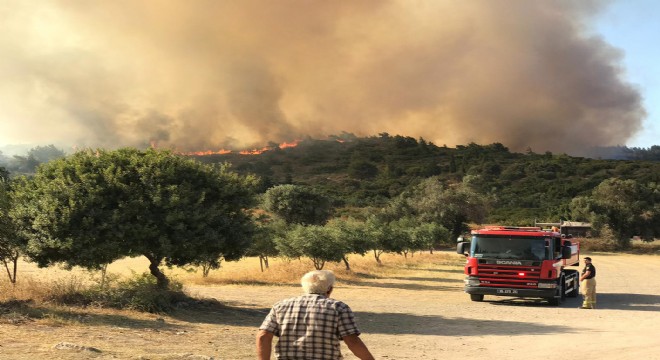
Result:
[0, 171, 21, 283]
[388, 177, 489, 241]
[10, 148, 258, 288]
[410, 221, 450, 253]
[570, 178, 659, 248]
[7, 145, 66, 175]
[246, 216, 284, 272]
[276, 224, 346, 270]
[365, 216, 407, 264]
[326, 217, 372, 270]
[27, 145, 66, 164]
[348, 159, 379, 179]
[263, 184, 332, 225]
[390, 218, 415, 258]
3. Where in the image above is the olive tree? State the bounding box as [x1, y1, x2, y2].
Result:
[10, 148, 258, 288]
[246, 215, 285, 272]
[365, 216, 407, 264]
[276, 224, 346, 270]
[570, 178, 659, 248]
[263, 184, 332, 225]
[326, 217, 373, 271]
[0, 170, 21, 283]
[402, 177, 489, 241]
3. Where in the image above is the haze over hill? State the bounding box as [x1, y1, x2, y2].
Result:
[0, 1, 646, 156]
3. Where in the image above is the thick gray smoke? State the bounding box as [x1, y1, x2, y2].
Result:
[0, 0, 645, 155]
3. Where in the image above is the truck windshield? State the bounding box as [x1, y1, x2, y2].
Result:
[470, 235, 550, 260]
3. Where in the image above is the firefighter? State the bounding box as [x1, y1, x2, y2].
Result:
[579, 257, 597, 309]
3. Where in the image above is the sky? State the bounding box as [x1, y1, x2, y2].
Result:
[0, 0, 657, 156]
[593, 0, 660, 149]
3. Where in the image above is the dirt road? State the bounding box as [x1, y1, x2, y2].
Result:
[1, 252, 659, 359]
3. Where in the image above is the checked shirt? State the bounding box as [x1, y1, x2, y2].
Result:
[259, 294, 361, 359]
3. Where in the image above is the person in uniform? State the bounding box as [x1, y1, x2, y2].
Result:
[579, 256, 597, 309]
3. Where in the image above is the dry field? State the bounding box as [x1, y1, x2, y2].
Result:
[1, 251, 659, 360]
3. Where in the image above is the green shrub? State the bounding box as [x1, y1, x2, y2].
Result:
[32, 273, 188, 313]
[94, 273, 187, 313]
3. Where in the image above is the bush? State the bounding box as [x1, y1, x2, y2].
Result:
[579, 237, 618, 252]
[92, 273, 187, 313]
[11, 272, 188, 313]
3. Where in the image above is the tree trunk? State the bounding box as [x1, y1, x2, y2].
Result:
[100, 263, 108, 289]
[147, 255, 169, 289]
[313, 258, 325, 270]
[3, 252, 19, 284]
[259, 256, 264, 272]
[202, 263, 211, 277]
[373, 249, 382, 265]
[342, 256, 351, 271]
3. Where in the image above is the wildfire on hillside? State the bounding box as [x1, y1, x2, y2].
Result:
[180, 149, 232, 156]
[176, 139, 303, 156]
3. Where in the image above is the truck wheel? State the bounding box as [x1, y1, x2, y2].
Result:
[548, 278, 565, 306]
[470, 294, 484, 302]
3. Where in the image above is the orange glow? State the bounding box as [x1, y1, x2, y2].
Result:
[279, 139, 301, 149]
[240, 146, 271, 155]
[180, 139, 302, 156]
[181, 149, 232, 156]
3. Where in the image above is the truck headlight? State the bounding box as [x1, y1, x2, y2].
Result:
[465, 278, 480, 286]
[537, 282, 557, 289]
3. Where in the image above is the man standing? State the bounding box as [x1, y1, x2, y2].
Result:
[579, 256, 597, 309]
[257, 270, 375, 360]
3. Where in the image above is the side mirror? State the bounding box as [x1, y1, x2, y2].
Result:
[456, 242, 469, 256]
[561, 246, 572, 259]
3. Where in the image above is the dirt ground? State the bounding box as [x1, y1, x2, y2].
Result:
[1, 251, 659, 360]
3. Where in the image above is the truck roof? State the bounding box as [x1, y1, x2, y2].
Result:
[471, 226, 556, 237]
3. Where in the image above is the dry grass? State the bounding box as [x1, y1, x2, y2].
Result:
[181, 251, 460, 286]
[1, 251, 459, 303]
[0, 251, 460, 331]
[629, 239, 660, 254]
[579, 237, 660, 254]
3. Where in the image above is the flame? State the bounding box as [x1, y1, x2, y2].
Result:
[279, 139, 301, 149]
[238, 140, 301, 155]
[175, 139, 302, 156]
[181, 149, 233, 156]
[240, 146, 271, 155]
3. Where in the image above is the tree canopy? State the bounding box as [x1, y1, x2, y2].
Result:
[0, 168, 20, 283]
[570, 178, 660, 248]
[262, 184, 332, 225]
[10, 148, 258, 287]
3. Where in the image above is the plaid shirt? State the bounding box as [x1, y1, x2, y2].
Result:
[259, 294, 361, 359]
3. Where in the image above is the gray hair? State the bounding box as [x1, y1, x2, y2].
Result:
[301, 270, 336, 294]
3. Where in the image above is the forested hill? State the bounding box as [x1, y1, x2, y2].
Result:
[193, 134, 660, 225]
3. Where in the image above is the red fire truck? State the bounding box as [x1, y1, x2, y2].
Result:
[456, 226, 580, 305]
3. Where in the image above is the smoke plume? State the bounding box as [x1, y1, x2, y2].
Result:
[0, 0, 645, 155]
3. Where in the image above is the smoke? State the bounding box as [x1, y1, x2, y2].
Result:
[0, 0, 645, 155]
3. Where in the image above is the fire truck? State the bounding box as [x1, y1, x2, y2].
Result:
[456, 226, 580, 305]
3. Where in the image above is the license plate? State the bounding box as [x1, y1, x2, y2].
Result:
[497, 289, 518, 294]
